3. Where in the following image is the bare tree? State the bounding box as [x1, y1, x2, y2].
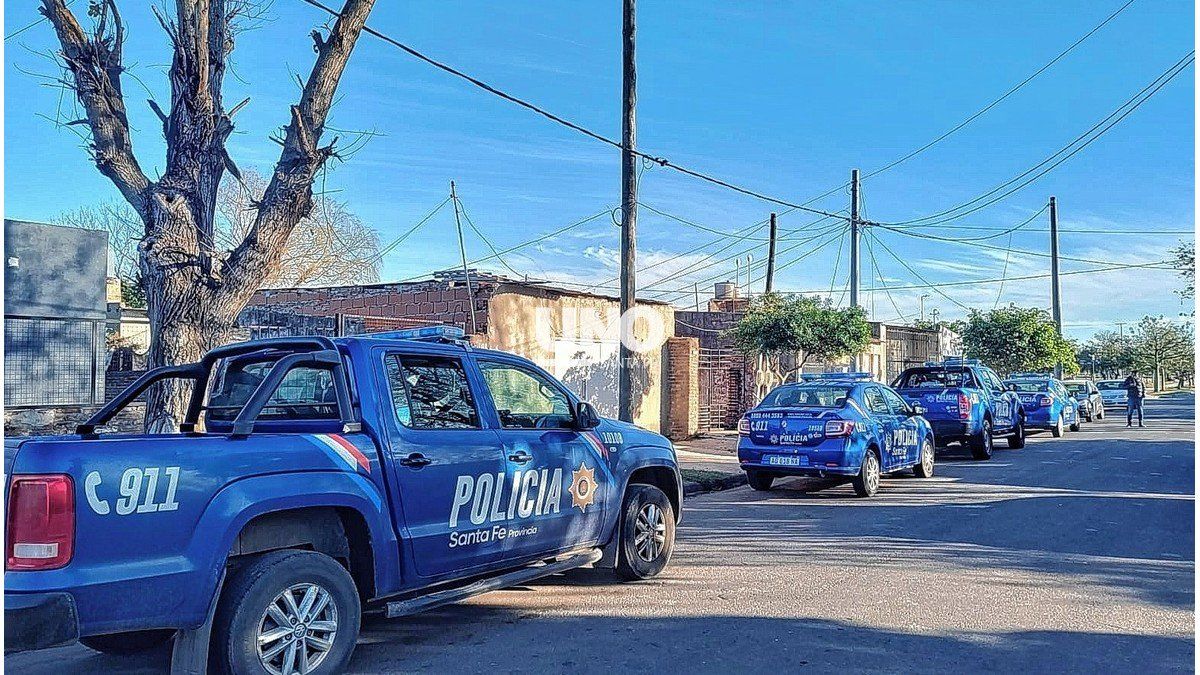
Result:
[40, 0, 377, 431]
[217, 169, 381, 287]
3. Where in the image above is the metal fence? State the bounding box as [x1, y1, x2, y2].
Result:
[5, 315, 106, 407]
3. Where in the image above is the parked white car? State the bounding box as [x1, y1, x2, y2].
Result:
[1096, 379, 1128, 408]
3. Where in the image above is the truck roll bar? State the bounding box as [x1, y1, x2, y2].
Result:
[77, 337, 358, 438]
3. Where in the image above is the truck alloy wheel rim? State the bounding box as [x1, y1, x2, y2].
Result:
[635, 503, 667, 562]
[865, 455, 880, 493]
[257, 582, 339, 675]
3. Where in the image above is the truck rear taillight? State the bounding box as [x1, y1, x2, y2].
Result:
[957, 393, 971, 420]
[1039, 395, 1052, 407]
[738, 416, 751, 436]
[6, 474, 75, 571]
[824, 420, 855, 437]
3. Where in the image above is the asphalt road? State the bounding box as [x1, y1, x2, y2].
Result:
[10, 393, 1194, 673]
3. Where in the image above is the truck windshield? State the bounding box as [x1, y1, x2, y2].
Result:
[895, 368, 977, 389]
[206, 359, 339, 422]
[759, 384, 851, 408]
[1005, 380, 1049, 393]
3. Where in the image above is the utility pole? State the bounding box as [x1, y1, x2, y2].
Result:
[919, 293, 930, 323]
[765, 212, 778, 294]
[450, 181, 478, 335]
[1049, 196, 1063, 378]
[744, 254, 753, 300]
[617, 0, 638, 423]
[849, 169, 861, 310]
[694, 282, 700, 312]
[849, 169, 861, 370]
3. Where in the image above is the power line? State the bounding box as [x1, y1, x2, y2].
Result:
[993, 230, 1015, 309]
[297, 0, 847, 219]
[366, 196, 452, 264]
[453, 195, 526, 279]
[637, 202, 776, 241]
[867, 229, 970, 310]
[880, 50, 1195, 227]
[860, 0, 1139, 184]
[863, 232, 909, 322]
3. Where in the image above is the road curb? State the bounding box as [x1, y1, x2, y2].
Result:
[683, 473, 747, 497]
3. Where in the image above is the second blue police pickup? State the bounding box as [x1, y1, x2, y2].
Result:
[4, 327, 681, 675]
[892, 358, 1025, 460]
[738, 373, 936, 498]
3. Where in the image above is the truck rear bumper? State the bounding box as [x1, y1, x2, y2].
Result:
[4, 591, 79, 653]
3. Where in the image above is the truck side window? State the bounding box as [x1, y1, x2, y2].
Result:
[384, 354, 480, 430]
[478, 361, 573, 429]
[207, 362, 338, 421]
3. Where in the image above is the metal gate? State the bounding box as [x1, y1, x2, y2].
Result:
[698, 347, 748, 432]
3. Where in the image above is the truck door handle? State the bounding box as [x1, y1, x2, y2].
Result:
[508, 451, 533, 464]
[400, 453, 432, 468]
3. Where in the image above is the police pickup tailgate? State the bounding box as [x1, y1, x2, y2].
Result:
[4, 431, 386, 638]
[897, 388, 970, 420]
[744, 409, 831, 446]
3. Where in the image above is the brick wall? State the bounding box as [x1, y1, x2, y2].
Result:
[665, 337, 700, 440]
[247, 279, 495, 334]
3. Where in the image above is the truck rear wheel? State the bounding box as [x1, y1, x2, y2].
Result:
[80, 629, 175, 655]
[616, 484, 676, 581]
[211, 549, 360, 675]
[1007, 417, 1026, 449]
[970, 419, 993, 460]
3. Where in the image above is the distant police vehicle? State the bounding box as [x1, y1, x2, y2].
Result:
[1002, 373, 1081, 437]
[1096, 379, 1129, 408]
[5, 327, 681, 674]
[1064, 379, 1105, 421]
[737, 373, 935, 498]
[893, 358, 1024, 460]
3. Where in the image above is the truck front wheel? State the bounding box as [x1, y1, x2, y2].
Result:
[80, 629, 175, 655]
[212, 549, 361, 675]
[616, 484, 676, 581]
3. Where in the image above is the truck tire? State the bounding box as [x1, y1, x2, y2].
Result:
[746, 470, 774, 491]
[211, 549, 360, 675]
[80, 629, 176, 655]
[912, 439, 935, 478]
[616, 484, 676, 581]
[1051, 413, 1064, 437]
[852, 448, 881, 497]
[1007, 416, 1026, 449]
[970, 419, 993, 460]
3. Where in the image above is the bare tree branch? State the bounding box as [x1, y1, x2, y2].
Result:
[40, 0, 151, 211]
[220, 0, 376, 304]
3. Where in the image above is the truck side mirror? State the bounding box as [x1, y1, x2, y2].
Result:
[575, 401, 601, 429]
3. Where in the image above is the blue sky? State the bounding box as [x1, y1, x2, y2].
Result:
[4, 1, 1194, 338]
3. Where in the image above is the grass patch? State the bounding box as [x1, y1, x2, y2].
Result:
[681, 468, 740, 491]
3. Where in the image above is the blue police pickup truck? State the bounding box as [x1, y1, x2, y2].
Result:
[738, 373, 936, 498]
[5, 327, 681, 674]
[1002, 374, 1082, 437]
[892, 358, 1025, 460]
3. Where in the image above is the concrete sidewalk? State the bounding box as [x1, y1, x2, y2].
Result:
[674, 431, 746, 495]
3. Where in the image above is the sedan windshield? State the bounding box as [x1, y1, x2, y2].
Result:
[760, 384, 851, 408]
[1096, 381, 1124, 391]
[1064, 383, 1089, 397]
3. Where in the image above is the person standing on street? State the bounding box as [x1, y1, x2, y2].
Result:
[1123, 372, 1146, 427]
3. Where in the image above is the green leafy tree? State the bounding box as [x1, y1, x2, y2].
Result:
[1171, 241, 1195, 303]
[959, 305, 1079, 376]
[1077, 330, 1134, 379]
[730, 294, 872, 396]
[1128, 316, 1194, 391]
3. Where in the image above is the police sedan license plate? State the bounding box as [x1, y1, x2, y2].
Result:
[765, 455, 808, 467]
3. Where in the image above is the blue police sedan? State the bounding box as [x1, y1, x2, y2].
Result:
[1002, 374, 1081, 437]
[738, 373, 936, 497]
